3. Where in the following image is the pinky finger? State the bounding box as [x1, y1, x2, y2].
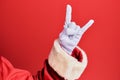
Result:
[81, 19, 94, 33]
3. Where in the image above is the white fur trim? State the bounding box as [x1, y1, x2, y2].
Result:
[48, 40, 88, 80]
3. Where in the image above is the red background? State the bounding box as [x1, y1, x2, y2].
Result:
[0, 0, 120, 80]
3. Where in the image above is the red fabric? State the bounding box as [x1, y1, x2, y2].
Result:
[0, 56, 33, 80]
[0, 48, 83, 80]
[71, 47, 83, 62]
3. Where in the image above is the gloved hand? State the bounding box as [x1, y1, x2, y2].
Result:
[59, 5, 94, 54]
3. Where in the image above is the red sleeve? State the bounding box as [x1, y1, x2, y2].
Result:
[34, 47, 83, 80]
[34, 60, 64, 80]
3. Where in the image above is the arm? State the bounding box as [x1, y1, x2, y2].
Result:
[47, 4, 94, 80]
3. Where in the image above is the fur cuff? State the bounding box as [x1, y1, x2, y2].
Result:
[48, 39, 88, 80]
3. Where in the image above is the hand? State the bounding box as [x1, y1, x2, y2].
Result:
[59, 5, 94, 54]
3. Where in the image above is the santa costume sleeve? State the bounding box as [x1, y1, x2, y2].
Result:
[0, 39, 87, 80]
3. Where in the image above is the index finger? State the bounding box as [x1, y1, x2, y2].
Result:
[65, 5, 72, 25]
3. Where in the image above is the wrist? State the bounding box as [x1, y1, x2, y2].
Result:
[59, 39, 75, 55]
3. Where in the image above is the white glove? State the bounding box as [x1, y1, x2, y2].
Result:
[59, 5, 94, 54]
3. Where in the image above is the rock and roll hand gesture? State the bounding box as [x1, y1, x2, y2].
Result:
[59, 5, 94, 54]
